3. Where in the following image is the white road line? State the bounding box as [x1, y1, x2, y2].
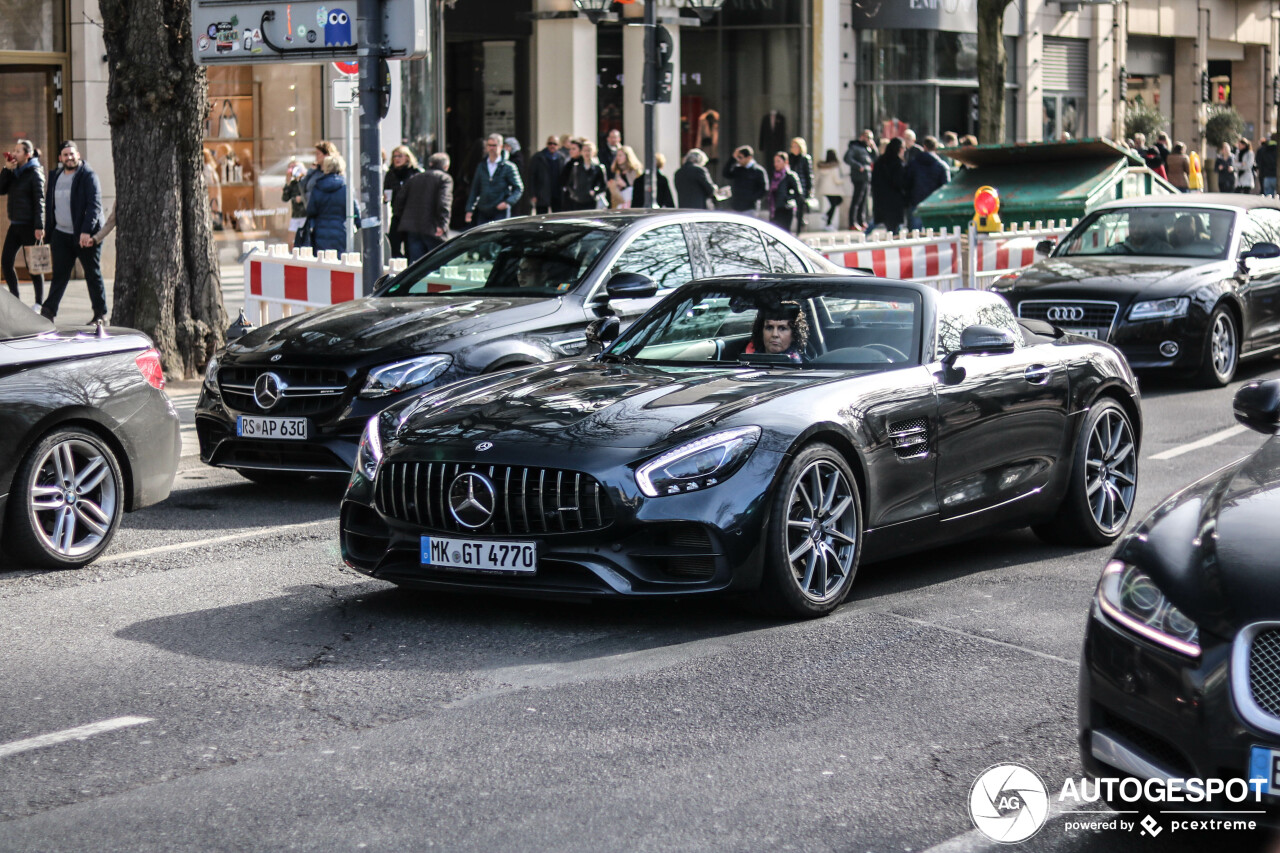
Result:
[0, 717, 153, 759]
[99, 519, 333, 564]
[1149, 424, 1248, 460]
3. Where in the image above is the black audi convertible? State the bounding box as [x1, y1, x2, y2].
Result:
[990, 195, 1280, 387]
[340, 275, 1142, 617]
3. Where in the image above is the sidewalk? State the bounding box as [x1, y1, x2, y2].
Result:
[43, 258, 248, 328]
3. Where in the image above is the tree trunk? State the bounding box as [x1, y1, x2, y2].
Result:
[99, 0, 226, 379]
[977, 0, 1014, 144]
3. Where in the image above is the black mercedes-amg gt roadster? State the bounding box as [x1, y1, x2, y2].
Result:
[341, 275, 1142, 617]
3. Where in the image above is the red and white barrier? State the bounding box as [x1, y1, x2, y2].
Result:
[807, 227, 966, 291]
[241, 242, 409, 324]
[967, 220, 1078, 289]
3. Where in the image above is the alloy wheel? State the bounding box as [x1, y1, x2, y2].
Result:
[784, 459, 859, 603]
[1210, 311, 1237, 381]
[1085, 408, 1136, 534]
[27, 437, 119, 558]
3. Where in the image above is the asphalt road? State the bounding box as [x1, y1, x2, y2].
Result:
[4, 360, 1280, 852]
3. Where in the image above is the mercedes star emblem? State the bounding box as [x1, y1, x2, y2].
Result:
[476, 442, 494, 452]
[253, 371, 285, 410]
[449, 472, 496, 529]
[270, 354, 283, 362]
[1046, 306, 1086, 323]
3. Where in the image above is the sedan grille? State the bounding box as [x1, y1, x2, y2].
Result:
[1016, 300, 1119, 339]
[1249, 629, 1280, 719]
[218, 365, 350, 417]
[375, 461, 615, 535]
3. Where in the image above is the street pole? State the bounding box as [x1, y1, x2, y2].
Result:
[357, 0, 386, 295]
[345, 107, 355, 253]
[643, 0, 657, 208]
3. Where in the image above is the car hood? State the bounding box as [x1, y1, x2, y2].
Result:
[1000, 256, 1229, 303]
[227, 295, 560, 363]
[388, 360, 847, 450]
[1119, 437, 1280, 638]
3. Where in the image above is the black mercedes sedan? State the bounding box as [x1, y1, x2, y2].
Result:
[1079, 379, 1280, 814]
[990, 195, 1280, 387]
[196, 210, 841, 483]
[0, 288, 180, 569]
[340, 275, 1142, 617]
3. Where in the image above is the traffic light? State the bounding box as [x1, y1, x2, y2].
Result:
[644, 24, 674, 104]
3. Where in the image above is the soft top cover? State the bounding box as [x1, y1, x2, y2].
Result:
[0, 286, 55, 341]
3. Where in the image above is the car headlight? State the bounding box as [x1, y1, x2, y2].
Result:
[356, 414, 384, 480]
[1129, 297, 1189, 321]
[636, 426, 761, 497]
[203, 353, 220, 393]
[359, 355, 453, 398]
[1097, 559, 1200, 657]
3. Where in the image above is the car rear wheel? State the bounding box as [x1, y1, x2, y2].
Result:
[1197, 306, 1238, 387]
[1034, 400, 1137, 546]
[6, 427, 125, 569]
[756, 444, 862, 618]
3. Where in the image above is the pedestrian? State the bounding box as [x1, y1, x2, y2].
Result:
[870, 137, 908, 234]
[634, 153, 675, 208]
[398, 153, 454, 262]
[722, 145, 768, 215]
[528, 136, 564, 214]
[503, 137, 528, 213]
[940, 131, 960, 172]
[281, 159, 307, 247]
[788, 137, 815, 233]
[1259, 132, 1280, 195]
[465, 133, 524, 226]
[814, 149, 846, 231]
[844, 130, 877, 230]
[1215, 141, 1236, 193]
[602, 129, 622, 172]
[1131, 133, 1146, 160]
[901, 129, 919, 168]
[1164, 142, 1190, 192]
[295, 140, 338, 248]
[0, 139, 46, 310]
[305, 153, 356, 254]
[560, 138, 607, 211]
[767, 151, 805, 233]
[607, 145, 642, 208]
[675, 149, 718, 210]
[582, 141, 610, 208]
[40, 141, 106, 324]
[903, 135, 950, 230]
[1236, 138, 1256, 194]
[1188, 148, 1204, 192]
[384, 145, 421, 258]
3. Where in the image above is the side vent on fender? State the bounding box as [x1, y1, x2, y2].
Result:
[888, 418, 929, 459]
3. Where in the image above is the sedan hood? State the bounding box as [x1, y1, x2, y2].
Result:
[390, 360, 845, 450]
[1001, 257, 1228, 302]
[1120, 438, 1280, 637]
[227, 296, 559, 363]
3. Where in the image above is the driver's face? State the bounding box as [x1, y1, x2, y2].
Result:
[762, 318, 793, 353]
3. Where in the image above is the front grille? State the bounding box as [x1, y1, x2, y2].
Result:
[1250, 629, 1280, 718]
[1017, 300, 1119, 339]
[888, 418, 929, 459]
[218, 365, 350, 417]
[375, 461, 615, 535]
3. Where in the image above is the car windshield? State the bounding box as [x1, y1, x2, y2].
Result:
[605, 280, 922, 370]
[379, 221, 620, 298]
[1057, 207, 1234, 259]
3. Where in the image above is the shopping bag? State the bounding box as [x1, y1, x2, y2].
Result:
[23, 241, 52, 276]
[218, 100, 240, 139]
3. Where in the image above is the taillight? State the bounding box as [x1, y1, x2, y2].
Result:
[135, 348, 165, 390]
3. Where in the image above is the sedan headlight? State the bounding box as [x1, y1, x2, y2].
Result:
[356, 415, 384, 480]
[636, 426, 761, 497]
[1129, 297, 1189, 321]
[359, 355, 453, 398]
[203, 353, 220, 393]
[1097, 559, 1200, 657]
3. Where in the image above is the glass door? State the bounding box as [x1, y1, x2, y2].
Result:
[0, 67, 61, 264]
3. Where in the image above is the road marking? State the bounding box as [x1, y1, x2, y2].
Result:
[0, 716, 153, 759]
[1149, 424, 1248, 460]
[100, 519, 333, 564]
[922, 800, 1095, 852]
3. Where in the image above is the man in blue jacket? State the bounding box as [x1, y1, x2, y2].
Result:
[722, 145, 768, 215]
[903, 135, 950, 231]
[465, 133, 524, 227]
[42, 140, 106, 324]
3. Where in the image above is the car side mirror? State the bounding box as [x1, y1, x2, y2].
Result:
[585, 316, 620, 346]
[1239, 242, 1280, 274]
[943, 324, 1017, 370]
[604, 272, 658, 301]
[1036, 239, 1055, 256]
[1234, 379, 1280, 435]
[372, 272, 391, 294]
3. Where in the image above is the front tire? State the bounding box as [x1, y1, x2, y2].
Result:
[1197, 305, 1238, 387]
[6, 427, 125, 569]
[756, 444, 862, 618]
[1034, 400, 1137, 546]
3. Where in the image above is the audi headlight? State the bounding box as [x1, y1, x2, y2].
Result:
[203, 353, 220, 393]
[1097, 559, 1200, 657]
[359, 355, 453, 398]
[1129, 297, 1189, 321]
[636, 427, 760, 497]
[356, 415, 384, 480]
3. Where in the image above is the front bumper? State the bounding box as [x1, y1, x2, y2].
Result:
[1109, 314, 1209, 372]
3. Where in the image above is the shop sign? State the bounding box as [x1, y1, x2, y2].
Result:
[850, 0, 980, 32]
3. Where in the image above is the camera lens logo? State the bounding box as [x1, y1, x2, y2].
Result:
[968, 763, 1049, 843]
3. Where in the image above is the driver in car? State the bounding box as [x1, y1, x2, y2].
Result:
[1114, 214, 1175, 254]
[744, 302, 808, 363]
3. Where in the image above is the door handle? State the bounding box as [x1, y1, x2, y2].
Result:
[1024, 365, 1052, 385]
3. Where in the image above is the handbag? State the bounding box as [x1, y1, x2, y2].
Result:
[23, 240, 52, 276]
[218, 100, 240, 139]
[806, 196, 821, 212]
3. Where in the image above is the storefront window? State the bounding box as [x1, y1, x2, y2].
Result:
[0, 0, 66, 52]
[597, 23, 623, 141]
